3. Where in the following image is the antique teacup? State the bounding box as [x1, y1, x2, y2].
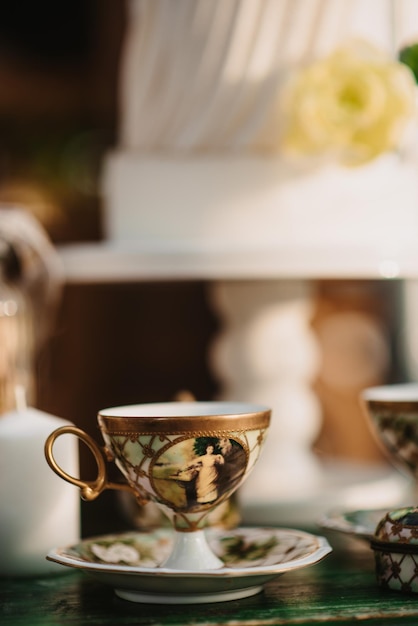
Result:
[362, 383, 418, 479]
[45, 401, 270, 570]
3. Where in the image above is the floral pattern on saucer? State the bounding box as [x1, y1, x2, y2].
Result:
[66, 527, 323, 570]
[47, 527, 332, 604]
[212, 527, 320, 568]
[73, 529, 172, 568]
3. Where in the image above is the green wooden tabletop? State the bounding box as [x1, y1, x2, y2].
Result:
[2, 536, 418, 626]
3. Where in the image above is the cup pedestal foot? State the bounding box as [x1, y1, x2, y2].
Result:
[161, 529, 223, 570]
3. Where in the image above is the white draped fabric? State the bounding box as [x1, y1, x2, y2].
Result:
[118, 0, 416, 152]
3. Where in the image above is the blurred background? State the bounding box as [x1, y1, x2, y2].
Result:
[0, 0, 415, 536]
[0, 1, 224, 535]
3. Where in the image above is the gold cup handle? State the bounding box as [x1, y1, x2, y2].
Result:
[44, 425, 137, 502]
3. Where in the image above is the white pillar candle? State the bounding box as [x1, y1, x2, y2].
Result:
[0, 401, 80, 576]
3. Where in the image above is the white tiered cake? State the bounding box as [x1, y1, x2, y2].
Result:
[103, 0, 418, 257]
[103, 153, 418, 253]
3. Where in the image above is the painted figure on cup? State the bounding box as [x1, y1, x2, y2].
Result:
[153, 436, 247, 512]
[194, 443, 224, 504]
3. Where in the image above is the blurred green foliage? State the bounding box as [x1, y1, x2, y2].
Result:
[399, 43, 418, 83]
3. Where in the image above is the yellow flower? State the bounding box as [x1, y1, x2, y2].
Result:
[280, 41, 417, 166]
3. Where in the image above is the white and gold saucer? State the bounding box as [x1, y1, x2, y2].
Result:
[47, 526, 331, 604]
[320, 508, 387, 541]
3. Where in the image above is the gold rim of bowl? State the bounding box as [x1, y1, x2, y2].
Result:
[98, 401, 271, 434]
[366, 399, 418, 412]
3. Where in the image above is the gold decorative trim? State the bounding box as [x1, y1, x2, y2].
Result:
[367, 400, 418, 413]
[98, 411, 270, 435]
[100, 428, 255, 438]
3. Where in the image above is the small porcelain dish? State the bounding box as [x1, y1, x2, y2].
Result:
[320, 506, 418, 593]
[371, 507, 418, 593]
